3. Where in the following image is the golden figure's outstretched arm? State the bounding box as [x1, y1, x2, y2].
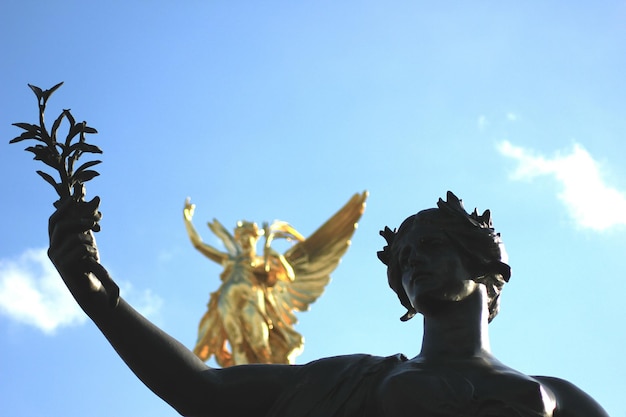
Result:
[183, 198, 228, 264]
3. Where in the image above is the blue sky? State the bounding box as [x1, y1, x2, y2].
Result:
[1, 1, 625, 416]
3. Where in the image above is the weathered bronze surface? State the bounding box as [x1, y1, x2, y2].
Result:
[44, 191, 610, 416]
[183, 192, 367, 366]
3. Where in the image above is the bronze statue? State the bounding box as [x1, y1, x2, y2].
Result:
[47, 191, 609, 416]
[182, 193, 367, 366]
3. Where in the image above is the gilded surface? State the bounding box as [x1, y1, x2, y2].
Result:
[183, 192, 367, 366]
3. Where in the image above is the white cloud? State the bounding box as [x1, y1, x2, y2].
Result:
[0, 249, 164, 334]
[497, 140, 626, 231]
[506, 112, 518, 122]
[0, 248, 85, 334]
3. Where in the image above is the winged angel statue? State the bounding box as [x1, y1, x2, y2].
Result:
[183, 192, 367, 367]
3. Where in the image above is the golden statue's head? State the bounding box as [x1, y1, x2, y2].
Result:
[234, 221, 262, 249]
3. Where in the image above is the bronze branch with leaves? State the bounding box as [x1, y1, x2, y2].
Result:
[10, 82, 119, 306]
[10, 82, 102, 204]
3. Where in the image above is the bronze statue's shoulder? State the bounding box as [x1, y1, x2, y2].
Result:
[533, 376, 609, 417]
[302, 352, 407, 368]
[268, 353, 406, 417]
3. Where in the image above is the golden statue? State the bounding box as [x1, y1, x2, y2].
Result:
[183, 192, 367, 367]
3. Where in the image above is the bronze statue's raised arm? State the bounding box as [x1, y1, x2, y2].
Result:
[48, 197, 296, 416]
[183, 198, 228, 265]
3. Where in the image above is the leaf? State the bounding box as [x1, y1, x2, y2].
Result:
[36, 170, 59, 190]
[28, 84, 43, 99]
[50, 110, 69, 143]
[69, 142, 103, 154]
[83, 125, 98, 134]
[26, 146, 60, 170]
[66, 122, 82, 143]
[49, 81, 64, 93]
[10, 131, 41, 143]
[74, 160, 102, 176]
[25, 144, 50, 157]
[72, 170, 100, 183]
[41, 82, 64, 104]
[12, 122, 40, 132]
[64, 109, 75, 127]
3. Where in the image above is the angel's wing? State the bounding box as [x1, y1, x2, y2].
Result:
[266, 191, 367, 330]
[207, 218, 239, 255]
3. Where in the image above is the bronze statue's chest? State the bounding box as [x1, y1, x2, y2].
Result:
[377, 364, 555, 416]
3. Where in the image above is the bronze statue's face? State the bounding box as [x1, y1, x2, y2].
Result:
[398, 225, 479, 313]
[381, 197, 510, 322]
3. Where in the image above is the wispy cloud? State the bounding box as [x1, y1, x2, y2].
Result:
[477, 115, 488, 130]
[506, 112, 518, 122]
[0, 249, 163, 334]
[497, 141, 626, 231]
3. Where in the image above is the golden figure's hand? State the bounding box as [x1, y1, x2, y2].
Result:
[183, 199, 229, 265]
[184, 197, 196, 222]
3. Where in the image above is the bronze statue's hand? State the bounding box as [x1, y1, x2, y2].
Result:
[184, 197, 196, 222]
[48, 197, 118, 308]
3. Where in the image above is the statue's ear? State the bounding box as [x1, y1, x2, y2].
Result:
[465, 259, 492, 280]
[473, 261, 511, 282]
[494, 261, 511, 282]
